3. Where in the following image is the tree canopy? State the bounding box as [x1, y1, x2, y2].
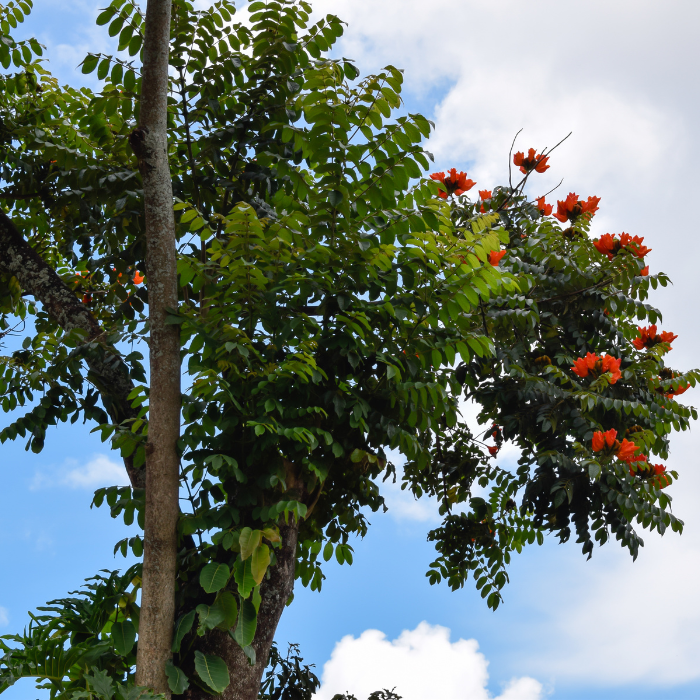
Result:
[0, 0, 696, 698]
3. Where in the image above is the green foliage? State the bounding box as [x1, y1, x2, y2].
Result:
[0, 0, 696, 695]
[0, 568, 144, 698]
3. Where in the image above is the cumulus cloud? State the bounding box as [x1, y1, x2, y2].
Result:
[315, 622, 543, 700]
[519, 426, 700, 686]
[31, 454, 129, 491]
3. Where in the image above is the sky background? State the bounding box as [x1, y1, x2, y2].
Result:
[2, 1, 700, 699]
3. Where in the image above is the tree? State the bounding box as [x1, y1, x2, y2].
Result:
[0, 1, 696, 699]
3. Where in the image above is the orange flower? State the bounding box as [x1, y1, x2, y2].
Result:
[619, 232, 651, 258]
[488, 445, 499, 456]
[592, 429, 617, 452]
[430, 168, 476, 199]
[83, 293, 92, 305]
[553, 192, 601, 223]
[616, 438, 643, 463]
[640, 265, 649, 276]
[572, 352, 598, 378]
[489, 249, 506, 266]
[536, 196, 553, 216]
[593, 233, 651, 261]
[513, 148, 550, 174]
[479, 189, 492, 200]
[632, 325, 678, 351]
[571, 353, 621, 384]
[600, 354, 622, 383]
[133, 271, 144, 284]
[652, 464, 671, 488]
[666, 382, 690, 399]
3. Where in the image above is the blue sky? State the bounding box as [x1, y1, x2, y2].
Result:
[3, 1, 700, 699]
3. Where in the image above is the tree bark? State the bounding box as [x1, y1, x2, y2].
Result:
[0, 211, 144, 489]
[185, 521, 300, 700]
[131, 0, 180, 695]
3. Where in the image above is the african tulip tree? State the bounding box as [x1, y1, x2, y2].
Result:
[0, 1, 696, 699]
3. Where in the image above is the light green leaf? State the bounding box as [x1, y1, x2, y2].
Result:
[239, 528, 261, 560]
[250, 544, 270, 585]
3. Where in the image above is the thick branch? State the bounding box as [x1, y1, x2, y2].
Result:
[0, 210, 144, 489]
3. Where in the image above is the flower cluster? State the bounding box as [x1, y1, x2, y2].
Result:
[632, 325, 678, 351]
[513, 148, 550, 174]
[593, 232, 651, 261]
[571, 352, 622, 384]
[631, 462, 670, 489]
[535, 196, 553, 215]
[430, 169, 476, 199]
[591, 429, 645, 465]
[553, 192, 601, 223]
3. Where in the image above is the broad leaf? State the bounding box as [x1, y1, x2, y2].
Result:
[172, 609, 196, 653]
[196, 603, 225, 634]
[199, 562, 230, 593]
[165, 660, 189, 695]
[194, 651, 230, 694]
[213, 590, 238, 630]
[250, 544, 270, 585]
[232, 598, 257, 649]
[111, 620, 136, 656]
[234, 556, 255, 599]
[239, 528, 262, 560]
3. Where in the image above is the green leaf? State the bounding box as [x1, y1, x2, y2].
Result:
[128, 33, 142, 56]
[124, 69, 136, 91]
[172, 610, 196, 653]
[96, 9, 114, 25]
[232, 598, 257, 648]
[234, 556, 256, 599]
[81, 54, 99, 74]
[111, 620, 136, 656]
[86, 668, 115, 700]
[239, 528, 261, 560]
[200, 562, 231, 593]
[323, 541, 333, 562]
[165, 660, 189, 695]
[194, 651, 230, 694]
[250, 544, 270, 584]
[196, 603, 225, 633]
[97, 57, 110, 80]
[213, 591, 238, 630]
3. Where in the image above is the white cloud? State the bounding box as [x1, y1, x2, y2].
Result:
[518, 426, 700, 686]
[0, 606, 8, 627]
[315, 622, 544, 700]
[31, 454, 129, 491]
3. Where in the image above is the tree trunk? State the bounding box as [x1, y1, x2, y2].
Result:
[130, 0, 180, 695]
[185, 521, 300, 700]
